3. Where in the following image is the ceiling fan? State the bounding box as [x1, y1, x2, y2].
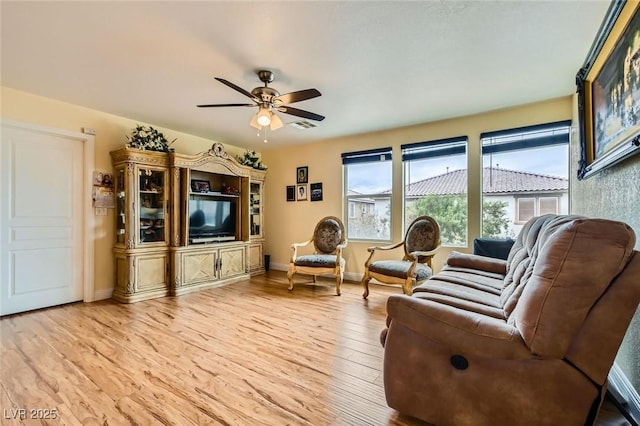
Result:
[197, 70, 325, 132]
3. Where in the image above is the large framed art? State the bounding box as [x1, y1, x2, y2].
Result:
[576, 0, 640, 179]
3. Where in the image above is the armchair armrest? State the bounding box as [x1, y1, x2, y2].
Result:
[364, 241, 404, 267]
[386, 295, 530, 359]
[333, 239, 348, 262]
[367, 241, 404, 253]
[336, 239, 348, 250]
[408, 247, 439, 260]
[445, 251, 507, 275]
[290, 238, 313, 262]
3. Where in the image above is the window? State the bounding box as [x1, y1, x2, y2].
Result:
[481, 121, 570, 238]
[539, 197, 558, 215]
[402, 136, 468, 246]
[343, 147, 392, 240]
[516, 196, 559, 223]
[516, 198, 536, 223]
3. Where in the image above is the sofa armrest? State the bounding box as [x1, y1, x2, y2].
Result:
[445, 250, 507, 275]
[385, 295, 531, 359]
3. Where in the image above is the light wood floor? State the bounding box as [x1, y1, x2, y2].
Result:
[0, 271, 631, 425]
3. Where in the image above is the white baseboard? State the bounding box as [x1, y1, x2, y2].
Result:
[608, 362, 640, 425]
[344, 271, 362, 282]
[93, 287, 113, 301]
[270, 262, 288, 271]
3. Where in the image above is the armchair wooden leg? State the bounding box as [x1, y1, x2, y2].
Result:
[401, 278, 414, 295]
[287, 266, 295, 291]
[362, 273, 371, 299]
[336, 273, 343, 296]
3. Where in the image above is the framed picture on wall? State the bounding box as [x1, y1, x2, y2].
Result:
[296, 166, 308, 184]
[310, 182, 323, 202]
[296, 184, 307, 201]
[576, 1, 640, 179]
[286, 185, 295, 202]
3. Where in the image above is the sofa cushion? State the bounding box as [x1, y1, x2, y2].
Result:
[473, 237, 515, 260]
[412, 292, 506, 319]
[413, 277, 502, 308]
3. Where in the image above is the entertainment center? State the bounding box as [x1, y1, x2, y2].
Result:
[110, 143, 266, 303]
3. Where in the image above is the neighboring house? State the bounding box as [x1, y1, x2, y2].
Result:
[346, 190, 375, 220]
[346, 190, 391, 239]
[405, 167, 569, 237]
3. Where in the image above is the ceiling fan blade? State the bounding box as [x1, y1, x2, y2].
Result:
[270, 113, 284, 131]
[197, 103, 255, 108]
[278, 106, 325, 122]
[215, 77, 259, 101]
[273, 88, 321, 105]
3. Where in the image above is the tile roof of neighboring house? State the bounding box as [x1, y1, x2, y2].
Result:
[405, 167, 568, 197]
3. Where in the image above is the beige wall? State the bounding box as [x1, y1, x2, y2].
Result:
[1, 86, 247, 295]
[570, 95, 640, 393]
[261, 96, 573, 278]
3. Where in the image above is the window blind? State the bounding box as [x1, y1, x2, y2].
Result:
[401, 136, 468, 161]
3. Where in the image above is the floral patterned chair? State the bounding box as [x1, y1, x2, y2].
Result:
[362, 216, 440, 299]
[287, 216, 348, 295]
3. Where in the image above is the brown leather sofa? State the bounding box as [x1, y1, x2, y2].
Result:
[380, 214, 640, 426]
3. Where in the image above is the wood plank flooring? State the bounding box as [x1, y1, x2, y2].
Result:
[0, 271, 631, 425]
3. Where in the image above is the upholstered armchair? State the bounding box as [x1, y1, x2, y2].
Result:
[362, 216, 440, 299]
[287, 216, 347, 295]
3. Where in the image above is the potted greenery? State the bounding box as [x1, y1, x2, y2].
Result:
[237, 150, 267, 170]
[126, 124, 176, 152]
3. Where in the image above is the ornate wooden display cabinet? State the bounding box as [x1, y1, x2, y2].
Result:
[169, 143, 266, 296]
[248, 175, 266, 274]
[111, 143, 266, 303]
[111, 149, 171, 303]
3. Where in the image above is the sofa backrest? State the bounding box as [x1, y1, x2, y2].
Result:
[503, 215, 637, 359]
[500, 214, 558, 316]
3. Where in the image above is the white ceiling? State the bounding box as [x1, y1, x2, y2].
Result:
[1, 1, 610, 151]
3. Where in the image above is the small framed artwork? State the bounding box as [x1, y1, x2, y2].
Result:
[191, 179, 210, 193]
[286, 185, 295, 202]
[310, 182, 323, 202]
[576, 1, 640, 179]
[296, 184, 307, 201]
[296, 166, 308, 184]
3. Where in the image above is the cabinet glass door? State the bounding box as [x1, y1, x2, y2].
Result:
[138, 168, 166, 244]
[115, 167, 126, 244]
[250, 182, 262, 237]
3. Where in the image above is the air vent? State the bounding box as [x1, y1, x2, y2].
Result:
[289, 120, 317, 130]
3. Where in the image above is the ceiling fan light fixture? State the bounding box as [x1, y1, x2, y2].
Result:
[269, 113, 284, 131]
[256, 107, 272, 126]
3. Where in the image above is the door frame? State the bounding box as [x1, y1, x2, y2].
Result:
[1, 117, 95, 302]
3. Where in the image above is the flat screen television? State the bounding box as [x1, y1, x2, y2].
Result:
[188, 196, 236, 243]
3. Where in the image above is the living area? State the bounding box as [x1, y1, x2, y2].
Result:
[2, 1, 640, 425]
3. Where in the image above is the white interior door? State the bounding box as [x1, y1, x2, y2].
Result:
[1, 123, 85, 316]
